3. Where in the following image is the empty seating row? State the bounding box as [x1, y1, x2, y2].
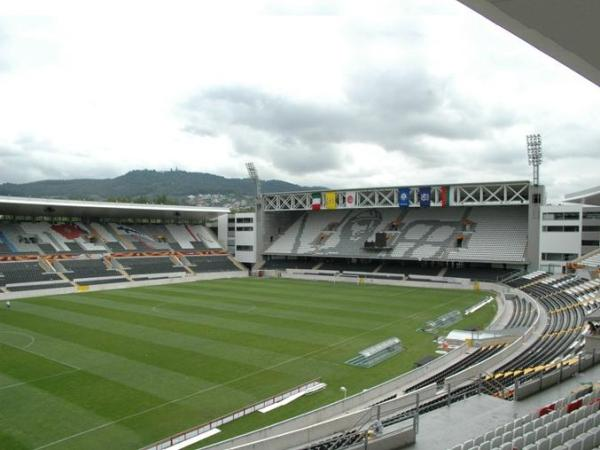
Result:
[265, 206, 527, 263]
[405, 345, 504, 393]
[261, 259, 318, 270]
[0, 261, 61, 284]
[0, 222, 222, 255]
[186, 255, 239, 273]
[59, 258, 117, 280]
[449, 388, 600, 450]
[116, 257, 187, 275]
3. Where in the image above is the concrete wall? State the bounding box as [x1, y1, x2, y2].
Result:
[0, 271, 248, 301]
[202, 386, 433, 450]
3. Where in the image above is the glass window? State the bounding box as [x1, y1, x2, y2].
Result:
[583, 226, 600, 232]
[541, 253, 578, 261]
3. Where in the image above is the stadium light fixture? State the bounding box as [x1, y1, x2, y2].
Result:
[526, 134, 543, 186]
[245, 162, 261, 197]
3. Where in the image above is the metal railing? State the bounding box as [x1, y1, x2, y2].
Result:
[141, 379, 322, 450]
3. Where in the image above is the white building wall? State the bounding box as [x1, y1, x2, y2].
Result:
[217, 215, 229, 249]
[233, 212, 257, 264]
[539, 204, 583, 273]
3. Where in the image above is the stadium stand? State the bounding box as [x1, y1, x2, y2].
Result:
[0, 261, 61, 284]
[448, 387, 600, 450]
[0, 222, 221, 255]
[57, 257, 120, 280]
[264, 206, 528, 264]
[581, 251, 600, 269]
[318, 260, 381, 272]
[0, 217, 243, 293]
[185, 255, 240, 273]
[261, 259, 318, 270]
[115, 256, 187, 276]
[404, 344, 506, 393]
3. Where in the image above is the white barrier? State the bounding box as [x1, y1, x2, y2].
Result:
[0, 271, 248, 301]
[143, 380, 323, 450]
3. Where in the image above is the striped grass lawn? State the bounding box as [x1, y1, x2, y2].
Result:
[0, 278, 495, 450]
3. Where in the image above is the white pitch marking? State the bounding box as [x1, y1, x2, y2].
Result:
[0, 368, 81, 391]
[0, 338, 81, 371]
[0, 330, 36, 349]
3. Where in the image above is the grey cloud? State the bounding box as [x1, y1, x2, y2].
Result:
[182, 64, 520, 175]
[0, 139, 120, 183]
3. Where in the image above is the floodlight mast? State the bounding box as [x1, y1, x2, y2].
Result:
[526, 134, 543, 186]
[245, 162, 264, 266]
[245, 162, 261, 198]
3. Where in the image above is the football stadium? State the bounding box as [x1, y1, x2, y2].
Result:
[2, 2, 600, 450]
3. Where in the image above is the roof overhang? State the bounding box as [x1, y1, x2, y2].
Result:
[456, 0, 600, 88]
[564, 186, 600, 206]
[0, 196, 229, 221]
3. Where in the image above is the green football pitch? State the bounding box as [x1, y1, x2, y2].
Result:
[0, 277, 496, 450]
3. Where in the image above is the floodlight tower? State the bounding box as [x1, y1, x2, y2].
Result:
[245, 162, 261, 198]
[525, 134, 545, 272]
[246, 162, 263, 267]
[527, 134, 543, 186]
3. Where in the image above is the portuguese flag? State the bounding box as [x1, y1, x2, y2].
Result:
[311, 193, 321, 211]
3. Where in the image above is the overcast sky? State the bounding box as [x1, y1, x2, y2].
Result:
[0, 0, 598, 202]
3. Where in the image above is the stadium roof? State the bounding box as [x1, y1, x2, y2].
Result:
[0, 196, 228, 220]
[457, 0, 600, 88]
[564, 186, 600, 206]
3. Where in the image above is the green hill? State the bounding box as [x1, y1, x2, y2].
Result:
[0, 170, 323, 203]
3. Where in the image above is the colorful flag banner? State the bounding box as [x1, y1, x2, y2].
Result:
[311, 193, 321, 211]
[345, 192, 356, 208]
[419, 187, 431, 208]
[325, 192, 337, 210]
[440, 186, 448, 207]
[398, 188, 410, 207]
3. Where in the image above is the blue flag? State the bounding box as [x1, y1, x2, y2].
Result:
[398, 188, 410, 207]
[419, 187, 431, 207]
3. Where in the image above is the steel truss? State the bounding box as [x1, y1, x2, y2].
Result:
[263, 181, 530, 211]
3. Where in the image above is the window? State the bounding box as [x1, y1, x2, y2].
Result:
[228, 218, 235, 223]
[582, 240, 600, 246]
[542, 225, 579, 232]
[236, 217, 254, 223]
[583, 226, 600, 232]
[541, 253, 578, 261]
[583, 212, 600, 220]
[236, 226, 253, 231]
[542, 212, 580, 221]
[236, 245, 253, 251]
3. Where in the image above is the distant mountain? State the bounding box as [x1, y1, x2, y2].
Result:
[0, 170, 324, 202]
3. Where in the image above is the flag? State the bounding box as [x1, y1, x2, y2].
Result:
[440, 186, 448, 207]
[419, 187, 431, 208]
[398, 188, 410, 207]
[325, 192, 337, 210]
[311, 192, 321, 211]
[345, 192, 356, 208]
